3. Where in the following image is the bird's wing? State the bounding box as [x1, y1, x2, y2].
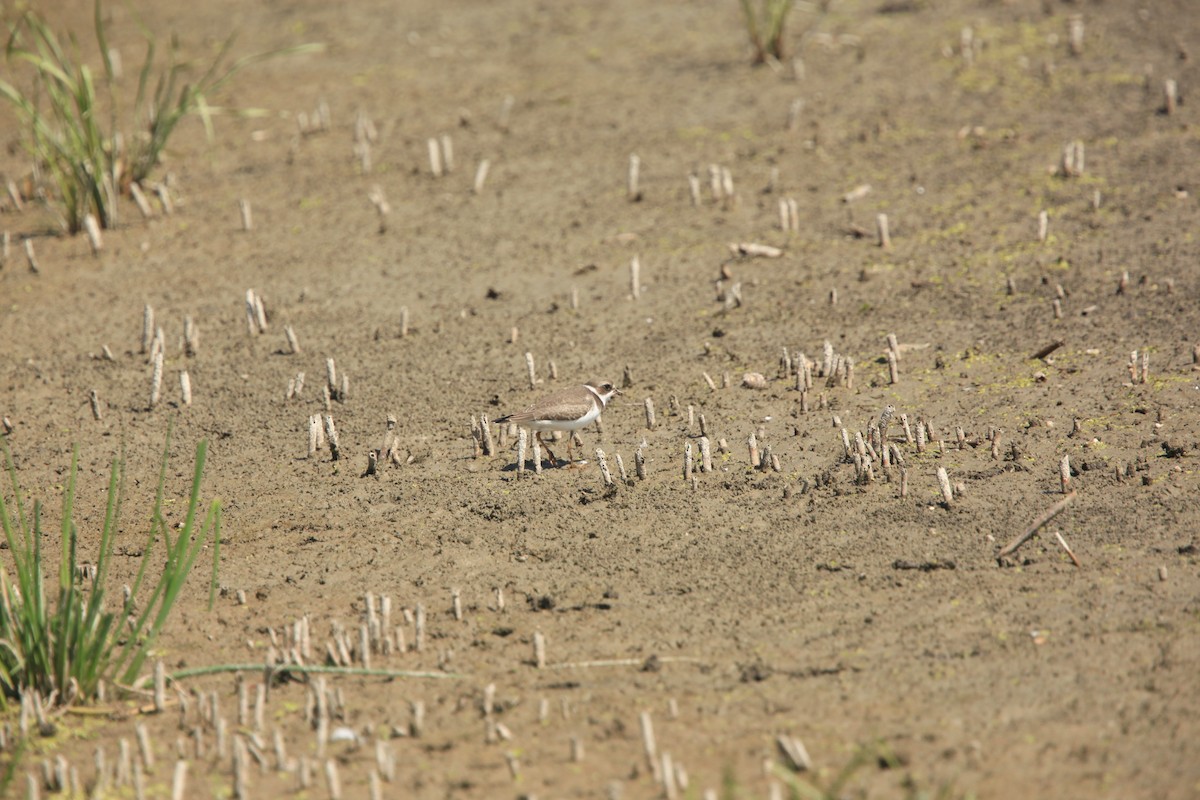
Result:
[502, 388, 595, 423]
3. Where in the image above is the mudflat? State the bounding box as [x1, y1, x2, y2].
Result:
[1, 0, 1198, 797]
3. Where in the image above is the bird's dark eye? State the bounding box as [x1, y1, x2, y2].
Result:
[601, 383, 613, 392]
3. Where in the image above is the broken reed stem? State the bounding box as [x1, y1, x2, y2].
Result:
[627, 153, 640, 201]
[141, 304, 155, 354]
[596, 448, 613, 486]
[887, 350, 899, 384]
[180, 371, 191, 406]
[936, 467, 953, 506]
[285, 325, 301, 354]
[183, 315, 198, 356]
[524, 351, 536, 389]
[171, 760, 188, 800]
[89, 389, 102, 421]
[1163, 79, 1178, 115]
[238, 199, 252, 231]
[153, 660, 166, 712]
[683, 442, 693, 480]
[149, 352, 164, 409]
[517, 428, 527, 474]
[699, 437, 712, 473]
[427, 138, 442, 177]
[1067, 14, 1084, 55]
[876, 213, 891, 249]
[630, 255, 641, 299]
[324, 415, 340, 461]
[997, 492, 1076, 558]
[639, 712, 661, 782]
[479, 414, 495, 456]
[23, 238, 39, 272]
[308, 415, 321, 457]
[643, 397, 656, 430]
[473, 159, 490, 194]
[1037, 210, 1049, 242]
[368, 186, 390, 233]
[748, 433, 760, 468]
[325, 759, 342, 800]
[83, 214, 103, 254]
[153, 183, 172, 213]
[635, 446, 646, 480]
[533, 632, 546, 668]
[325, 357, 337, 396]
[130, 182, 153, 217]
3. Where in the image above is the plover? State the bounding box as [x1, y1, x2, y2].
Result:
[495, 379, 620, 467]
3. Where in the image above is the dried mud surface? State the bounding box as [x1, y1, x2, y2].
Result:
[2, 0, 1199, 797]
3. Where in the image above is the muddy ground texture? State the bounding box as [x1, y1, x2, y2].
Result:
[2, 0, 1199, 797]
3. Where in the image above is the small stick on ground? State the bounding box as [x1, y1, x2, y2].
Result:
[729, 242, 783, 258]
[1032, 340, 1064, 361]
[1054, 531, 1081, 568]
[130, 182, 153, 217]
[998, 492, 1076, 558]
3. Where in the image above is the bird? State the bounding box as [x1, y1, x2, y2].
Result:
[494, 379, 620, 467]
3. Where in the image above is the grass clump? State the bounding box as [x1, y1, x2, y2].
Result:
[0, 0, 320, 233]
[739, 0, 798, 63]
[0, 427, 221, 707]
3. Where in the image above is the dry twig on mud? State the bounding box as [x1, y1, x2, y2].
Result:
[998, 492, 1076, 559]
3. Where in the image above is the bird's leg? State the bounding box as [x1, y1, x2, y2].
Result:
[565, 435, 579, 468]
[536, 432, 559, 468]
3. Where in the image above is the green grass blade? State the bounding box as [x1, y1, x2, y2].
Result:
[93, 0, 114, 82]
[118, 438, 213, 683]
